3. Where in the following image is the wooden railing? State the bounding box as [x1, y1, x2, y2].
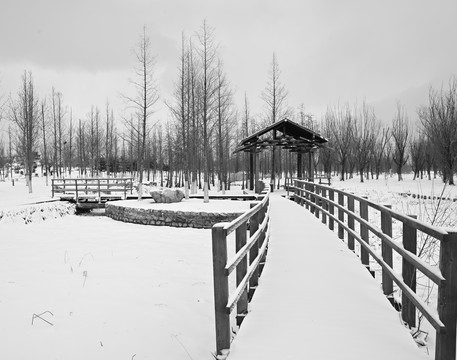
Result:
[292, 179, 457, 360]
[51, 178, 134, 201]
[212, 190, 270, 357]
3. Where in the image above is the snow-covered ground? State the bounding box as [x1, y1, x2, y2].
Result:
[0, 176, 55, 209]
[0, 173, 451, 359]
[0, 216, 215, 360]
[0, 176, 220, 360]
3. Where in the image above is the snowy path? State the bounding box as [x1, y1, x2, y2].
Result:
[227, 194, 429, 360]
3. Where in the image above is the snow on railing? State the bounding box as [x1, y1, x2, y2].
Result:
[211, 189, 270, 359]
[292, 179, 457, 360]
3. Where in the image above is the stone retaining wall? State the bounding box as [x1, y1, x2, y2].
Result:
[106, 202, 243, 229]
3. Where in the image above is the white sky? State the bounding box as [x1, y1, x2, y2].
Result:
[1, 0, 457, 128]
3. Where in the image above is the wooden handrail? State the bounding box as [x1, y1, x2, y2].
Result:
[51, 178, 133, 199]
[295, 181, 448, 240]
[225, 205, 270, 276]
[212, 190, 270, 357]
[297, 189, 445, 285]
[291, 179, 457, 360]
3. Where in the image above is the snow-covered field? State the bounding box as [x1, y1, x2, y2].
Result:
[332, 173, 457, 228]
[0, 177, 222, 360]
[0, 173, 453, 359]
[0, 217, 215, 360]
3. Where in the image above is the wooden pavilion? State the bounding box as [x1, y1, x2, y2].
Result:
[234, 118, 328, 192]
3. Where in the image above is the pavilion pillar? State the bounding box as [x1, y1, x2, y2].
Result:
[249, 150, 255, 191]
[297, 152, 303, 179]
[308, 151, 314, 182]
[271, 129, 277, 193]
[254, 151, 260, 194]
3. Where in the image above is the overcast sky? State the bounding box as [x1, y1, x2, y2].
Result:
[1, 0, 457, 128]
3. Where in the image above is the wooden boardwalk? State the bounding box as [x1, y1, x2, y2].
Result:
[226, 193, 428, 360]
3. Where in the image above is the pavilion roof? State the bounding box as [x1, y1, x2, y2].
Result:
[234, 118, 328, 153]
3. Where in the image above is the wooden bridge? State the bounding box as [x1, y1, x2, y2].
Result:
[212, 181, 457, 359]
[51, 178, 133, 210]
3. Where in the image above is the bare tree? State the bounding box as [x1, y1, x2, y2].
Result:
[40, 99, 50, 185]
[371, 122, 390, 179]
[105, 101, 115, 176]
[353, 101, 376, 182]
[168, 32, 192, 196]
[197, 20, 218, 202]
[419, 78, 457, 185]
[409, 135, 425, 180]
[77, 118, 87, 176]
[122, 26, 159, 199]
[262, 52, 288, 188]
[9, 71, 40, 193]
[51, 88, 66, 177]
[326, 103, 353, 180]
[215, 59, 234, 192]
[66, 109, 74, 176]
[391, 102, 410, 181]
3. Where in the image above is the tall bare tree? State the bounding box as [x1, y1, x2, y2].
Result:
[353, 101, 376, 182]
[371, 122, 390, 179]
[197, 20, 218, 202]
[105, 101, 115, 176]
[391, 102, 410, 181]
[326, 103, 353, 180]
[409, 135, 425, 180]
[40, 99, 50, 185]
[123, 26, 159, 200]
[10, 71, 40, 193]
[51, 88, 66, 177]
[262, 53, 288, 189]
[168, 32, 191, 196]
[419, 78, 457, 185]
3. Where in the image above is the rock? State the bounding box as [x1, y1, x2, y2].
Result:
[150, 188, 185, 203]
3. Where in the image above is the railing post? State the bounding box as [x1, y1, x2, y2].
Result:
[338, 192, 344, 240]
[314, 185, 320, 219]
[328, 189, 334, 231]
[212, 224, 231, 355]
[402, 214, 417, 328]
[51, 179, 55, 197]
[321, 188, 327, 225]
[305, 182, 310, 210]
[258, 200, 267, 276]
[381, 205, 393, 296]
[293, 180, 299, 204]
[249, 203, 260, 300]
[347, 195, 355, 251]
[75, 179, 79, 203]
[436, 231, 457, 360]
[97, 179, 101, 203]
[294, 180, 300, 205]
[359, 197, 370, 270]
[235, 222, 248, 327]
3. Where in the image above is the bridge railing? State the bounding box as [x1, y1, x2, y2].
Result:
[212, 189, 270, 357]
[291, 179, 457, 360]
[51, 178, 134, 201]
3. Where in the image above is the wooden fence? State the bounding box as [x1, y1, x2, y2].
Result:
[292, 179, 457, 360]
[51, 178, 133, 202]
[212, 190, 270, 356]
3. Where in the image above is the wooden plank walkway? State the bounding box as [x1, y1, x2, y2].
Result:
[227, 193, 428, 360]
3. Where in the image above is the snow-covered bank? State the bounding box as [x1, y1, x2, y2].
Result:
[0, 202, 76, 224]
